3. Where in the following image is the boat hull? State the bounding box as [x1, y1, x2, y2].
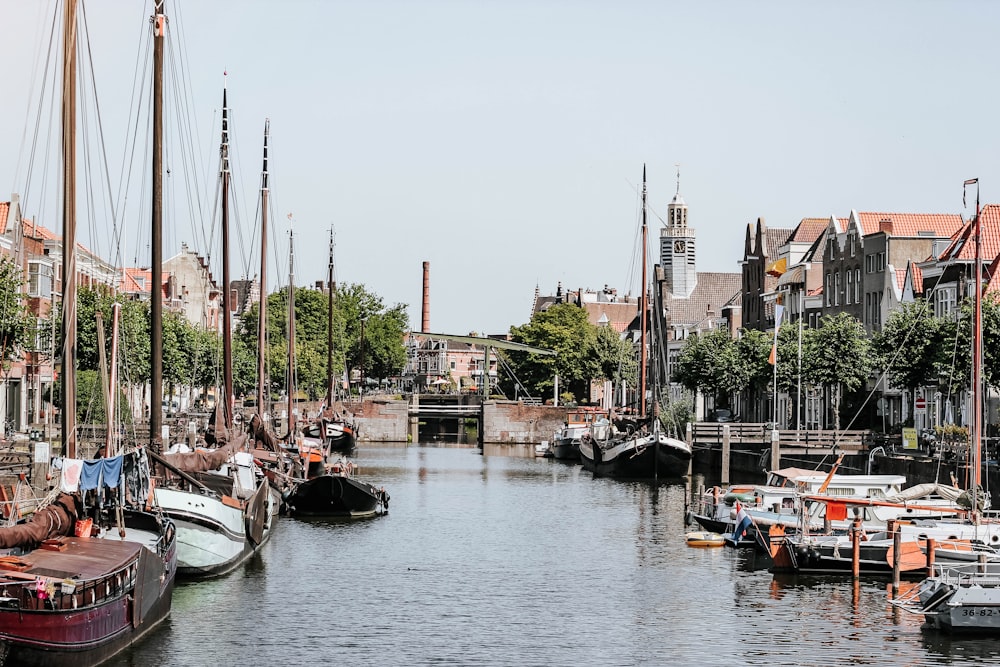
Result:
[286, 475, 386, 518]
[580, 433, 691, 480]
[154, 486, 273, 578]
[548, 439, 580, 461]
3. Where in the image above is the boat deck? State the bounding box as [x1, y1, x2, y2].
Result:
[2, 536, 142, 581]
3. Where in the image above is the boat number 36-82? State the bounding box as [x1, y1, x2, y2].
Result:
[961, 608, 998, 617]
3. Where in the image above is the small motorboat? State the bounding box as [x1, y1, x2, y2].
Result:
[686, 531, 725, 548]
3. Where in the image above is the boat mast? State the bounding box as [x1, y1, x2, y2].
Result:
[61, 0, 78, 458]
[150, 0, 166, 450]
[326, 227, 335, 407]
[221, 85, 233, 430]
[639, 164, 648, 419]
[967, 177, 982, 515]
[257, 120, 269, 417]
[287, 229, 296, 438]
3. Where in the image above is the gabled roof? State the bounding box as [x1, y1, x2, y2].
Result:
[938, 204, 1000, 262]
[764, 227, 793, 259]
[661, 271, 741, 326]
[0, 202, 8, 235]
[790, 218, 829, 244]
[856, 211, 964, 238]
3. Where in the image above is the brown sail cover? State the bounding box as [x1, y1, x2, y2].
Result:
[0, 493, 80, 549]
[160, 434, 247, 474]
[249, 414, 281, 453]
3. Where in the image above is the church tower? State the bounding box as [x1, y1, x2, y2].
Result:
[659, 166, 697, 297]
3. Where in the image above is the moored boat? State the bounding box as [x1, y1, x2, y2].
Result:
[283, 448, 389, 519]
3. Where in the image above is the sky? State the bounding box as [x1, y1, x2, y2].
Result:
[3, 0, 1000, 335]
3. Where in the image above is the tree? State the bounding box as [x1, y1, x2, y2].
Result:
[0, 256, 33, 373]
[592, 324, 638, 389]
[238, 282, 408, 399]
[507, 303, 598, 403]
[734, 328, 773, 415]
[803, 313, 872, 429]
[872, 299, 942, 416]
[674, 327, 743, 412]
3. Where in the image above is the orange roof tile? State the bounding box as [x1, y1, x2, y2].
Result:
[0, 202, 8, 235]
[857, 212, 964, 238]
[939, 204, 1000, 262]
[791, 218, 829, 243]
[911, 264, 923, 293]
[895, 267, 907, 292]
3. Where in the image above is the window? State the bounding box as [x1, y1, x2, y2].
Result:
[825, 272, 832, 306]
[850, 235, 856, 257]
[846, 271, 853, 305]
[855, 268, 861, 303]
[834, 272, 841, 306]
[450, 361, 456, 370]
[935, 287, 956, 318]
[28, 261, 53, 298]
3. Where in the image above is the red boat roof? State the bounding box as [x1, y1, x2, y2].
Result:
[8, 536, 142, 581]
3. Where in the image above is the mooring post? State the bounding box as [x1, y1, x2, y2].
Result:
[926, 538, 936, 578]
[770, 427, 780, 472]
[409, 393, 420, 444]
[851, 515, 862, 580]
[721, 424, 731, 486]
[890, 520, 901, 595]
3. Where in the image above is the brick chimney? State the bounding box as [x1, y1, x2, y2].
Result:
[421, 261, 430, 333]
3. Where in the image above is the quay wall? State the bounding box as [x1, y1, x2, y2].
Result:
[481, 401, 566, 445]
[350, 397, 568, 444]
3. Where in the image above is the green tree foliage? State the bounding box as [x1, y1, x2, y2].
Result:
[872, 300, 943, 414]
[506, 303, 598, 402]
[592, 323, 638, 389]
[735, 328, 773, 405]
[674, 327, 743, 409]
[803, 312, 872, 429]
[237, 282, 408, 399]
[0, 256, 32, 372]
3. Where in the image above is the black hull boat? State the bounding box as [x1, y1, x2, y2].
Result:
[285, 474, 388, 518]
[548, 439, 580, 461]
[579, 430, 691, 480]
[302, 417, 357, 453]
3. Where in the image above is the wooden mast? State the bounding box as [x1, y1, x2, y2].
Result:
[257, 120, 269, 417]
[150, 1, 165, 449]
[639, 164, 648, 419]
[287, 229, 296, 438]
[326, 228, 334, 407]
[968, 177, 982, 513]
[221, 85, 234, 430]
[61, 0, 78, 458]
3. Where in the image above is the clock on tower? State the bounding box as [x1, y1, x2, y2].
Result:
[674, 240, 686, 253]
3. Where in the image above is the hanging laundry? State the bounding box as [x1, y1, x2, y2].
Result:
[60, 458, 84, 493]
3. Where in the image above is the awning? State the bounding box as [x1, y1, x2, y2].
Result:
[775, 265, 804, 287]
[765, 257, 787, 277]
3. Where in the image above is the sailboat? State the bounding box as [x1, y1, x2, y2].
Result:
[150, 85, 275, 578]
[891, 180, 1000, 632]
[280, 232, 389, 518]
[299, 229, 358, 452]
[0, 3, 176, 663]
[579, 166, 692, 479]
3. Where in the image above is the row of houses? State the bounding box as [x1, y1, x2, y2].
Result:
[531, 177, 1000, 431]
[0, 196, 233, 434]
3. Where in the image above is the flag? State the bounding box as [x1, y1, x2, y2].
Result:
[734, 499, 770, 554]
[734, 500, 754, 540]
[768, 301, 785, 365]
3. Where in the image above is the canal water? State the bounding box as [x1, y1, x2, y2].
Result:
[110, 445, 1000, 666]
